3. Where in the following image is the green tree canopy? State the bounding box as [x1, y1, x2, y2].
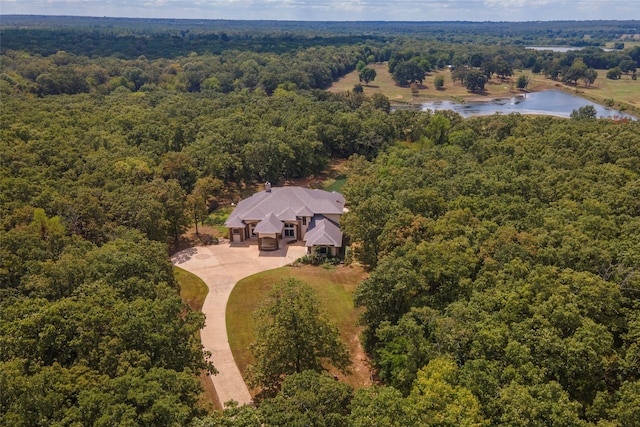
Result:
[342, 114, 640, 425]
[570, 104, 597, 120]
[516, 74, 530, 89]
[391, 61, 426, 87]
[245, 278, 351, 397]
[358, 67, 377, 84]
[464, 68, 487, 92]
[433, 74, 445, 89]
[258, 370, 353, 426]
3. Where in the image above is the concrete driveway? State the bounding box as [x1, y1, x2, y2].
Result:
[171, 240, 307, 407]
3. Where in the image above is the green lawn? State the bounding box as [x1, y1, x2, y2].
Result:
[174, 266, 209, 312]
[226, 264, 369, 390]
[205, 205, 234, 237]
[572, 70, 640, 115]
[323, 174, 347, 193]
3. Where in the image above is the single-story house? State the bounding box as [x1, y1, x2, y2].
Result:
[225, 183, 345, 256]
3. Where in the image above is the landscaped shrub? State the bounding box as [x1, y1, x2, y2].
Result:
[297, 253, 341, 266]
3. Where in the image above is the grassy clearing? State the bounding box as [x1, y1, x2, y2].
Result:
[328, 62, 521, 103]
[205, 205, 234, 237]
[569, 70, 640, 115]
[208, 205, 234, 224]
[227, 264, 370, 390]
[328, 62, 640, 116]
[323, 174, 347, 193]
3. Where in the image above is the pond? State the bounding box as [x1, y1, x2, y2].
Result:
[419, 90, 636, 119]
[525, 46, 615, 52]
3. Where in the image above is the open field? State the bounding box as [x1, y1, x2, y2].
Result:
[328, 62, 640, 116]
[227, 264, 371, 391]
[327, 62, 535, 103]
[569, 70, 639, 114]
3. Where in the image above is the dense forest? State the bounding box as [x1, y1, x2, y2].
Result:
[342, 114, 640, 425]
[3, 16, 639, 52]
[2, 17, 640, 426]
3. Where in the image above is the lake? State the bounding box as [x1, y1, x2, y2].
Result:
[526, 46, 616, 52]
[419, 90, 636, 119]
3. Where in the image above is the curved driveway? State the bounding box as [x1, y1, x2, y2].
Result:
[171, 241, 307, 407]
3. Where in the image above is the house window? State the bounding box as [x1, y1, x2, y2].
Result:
[284, 223, 295, 238]
[302, 217, 307, 226]
[233, 229, 240, 234]
[317, 246, 328, 255]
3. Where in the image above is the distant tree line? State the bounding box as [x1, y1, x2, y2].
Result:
[3, 28, 639, 99]
[386, 42, 639, 92]
[2, 17, 638, 55]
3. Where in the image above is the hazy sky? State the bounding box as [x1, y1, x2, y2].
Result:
[1, 0, 638, 22]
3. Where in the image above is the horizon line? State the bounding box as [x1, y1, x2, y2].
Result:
[2, 14, 639, 24]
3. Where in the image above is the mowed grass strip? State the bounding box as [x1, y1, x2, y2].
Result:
[227, 264, 369, 389]
[175, 265, 209, 312]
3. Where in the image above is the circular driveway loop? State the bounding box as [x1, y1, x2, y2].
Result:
[171, 241, 307, 407]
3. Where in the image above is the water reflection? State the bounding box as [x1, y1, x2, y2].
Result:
[525, 46, 616, 53]
[419, 90, 636, 119]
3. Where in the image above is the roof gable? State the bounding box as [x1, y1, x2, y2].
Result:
[225, 186, 344, 227]
[277, 207, 298, 221]
[304, 215, 343, 248]
[253, 212, 284, 234]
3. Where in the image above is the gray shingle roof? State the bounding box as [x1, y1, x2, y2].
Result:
[225, 187, 344, 227]
[304, 215, 343, 248]
[225, 216, 246, 228]
[277, 207, 298, 221]
[253, 212, 284, 234]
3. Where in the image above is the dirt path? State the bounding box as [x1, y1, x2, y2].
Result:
[171, 241, 307, 407]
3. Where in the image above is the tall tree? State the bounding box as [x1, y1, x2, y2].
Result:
[570, 105, 597, 120]
[582, 68, 598, 87]
[245, 278, 351, 397]
[463, 68, 487, 92]
[619, 59, 637, 74]
[392, 61, 426, 87]
[516, 74, 530, 89]
[341, 194, 399, 269]
[425, 114, 451, 145]
[493, 56, 513, 81]
[358, 67, 377, 85]
[562, 59, 588, 85]
[349, 386, 411, 427]
[434, 74, 445, 89]
[148, 178, 189, 244]
[187, 176, 223, 236]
